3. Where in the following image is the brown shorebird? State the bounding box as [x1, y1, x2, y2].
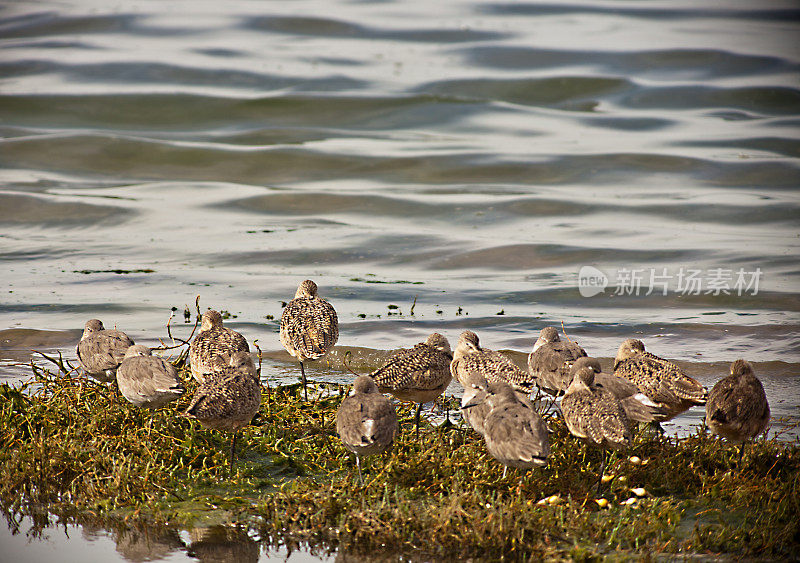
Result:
[706, 360, 770, 461]
[561, 358, 633, 485]
[613, 338, 706, 421]
[189, 310, 249, 383]
[451, 330, 536, 396]
[116, 345, 184, 409]
[574, 357, 667, 424]
[463, 379, 550, 478]
[336, 375, 398, 482]
[527, 326, 588, 396]
[76, 319, 135, 383]
[182, 351, 261, 463]
[561, 359, 632, 451]
[370, 332, 452, 436]
[460, 370, 491, 436]
[280, 279, 339, 401]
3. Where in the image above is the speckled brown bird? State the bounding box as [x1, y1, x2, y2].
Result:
[574, 357, 668, 423]
[451, 330, 536, 395]
[116, 345, 184, 409]
[613, 338, 706, 421]
[280, 279, 339, 401]
[463, 379, 550, 478]
[527, 326, 588, 396]
[76, 319, 135, 383]
[336, 375, 398, 482]
[189, 310, 249, 384]
[561, 359, 633, 451]
[706, 359, 770, 447]
[370, 332, 452, 436]
[182, 351, 261, 463]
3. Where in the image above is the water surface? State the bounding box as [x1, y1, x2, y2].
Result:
[1, 0, 799, 559]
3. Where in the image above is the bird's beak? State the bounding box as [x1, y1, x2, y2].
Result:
[461, 386, 487, 409]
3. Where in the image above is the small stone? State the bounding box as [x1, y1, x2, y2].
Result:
[629, 456, 642, 465]
[595, 498, 609, 508]
[601, 474, 614, 484]
[631, 487, 647, 497]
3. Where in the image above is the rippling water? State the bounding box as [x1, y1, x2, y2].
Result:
[1, 0, 799, 559]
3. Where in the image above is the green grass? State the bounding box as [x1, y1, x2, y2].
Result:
[1, 362, 798, 560]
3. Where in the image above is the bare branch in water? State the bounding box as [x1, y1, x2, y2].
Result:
[560, 320, 577, 345]
[31, 349, 77, 376]
[342, 350, 362, 377]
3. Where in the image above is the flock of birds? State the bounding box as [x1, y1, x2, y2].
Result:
[75, 279, 771, 479]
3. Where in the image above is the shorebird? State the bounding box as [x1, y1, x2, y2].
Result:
[613, 339, 706, 421]
[370, 332, 452, 437]
[574, 357, 668, 424]
[460, 370, 491, 436]
[189, 310, 249, 383]
[76, 319, 135, 383]
[182, 351, 262, 463]
[280, 279, 339, 401]
[451, 330, 536, 396]
[527, 326, 588, 396]
[463, 379, 549, 478]
[336, 375, 398, 482]
[706, 360, 770, 461]
[561, 359, 632, 451]
[116, 345, 184, 409]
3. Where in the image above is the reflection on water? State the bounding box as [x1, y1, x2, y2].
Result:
[1, 0, 799, 560]
[0, 514, 334, 562]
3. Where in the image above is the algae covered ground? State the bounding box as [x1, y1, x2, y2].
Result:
[1, 358, 798, 561]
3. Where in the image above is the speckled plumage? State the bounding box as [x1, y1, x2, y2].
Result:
[280, 280, 339, 400]
[451, 330, 536, 395]
[527, 326, 588, 396]
[336, 375, 398, 480]
[464, 380, 549, 476]
[575, 357, 668, 423]
[372, 332, 452, 398]
[613, 338, 706, 420]
[76, 319, 135, 383]
[706, 360, 770, 444]
[183, 351, 261, 462]
[189, 310, 249, 384]
[116, 345, 184, 409]
[561, 360, 632, 450]
[371, 332, 453, 435]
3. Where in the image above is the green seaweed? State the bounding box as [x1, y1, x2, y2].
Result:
[1, 362, 798, 561]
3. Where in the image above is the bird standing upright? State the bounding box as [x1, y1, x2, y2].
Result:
[706, 359, 770, 463]
[370, 332, 452, 437]
[182, 351, 262, 463]
[463, 379, 550, 479]
[451, 330, 537, 396]
[280, 280, 339, 400]
[614, 338, 706, 421]
[336, 375, 398, 482]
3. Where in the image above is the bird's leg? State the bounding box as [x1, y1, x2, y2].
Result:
[300, 361, 308, 401]
[594, 449, 607, 494]
[502, 466, 508, 479]
[737, 442, 746, 468]
[356, 455, 363, 484]
[415, 403, 422, 439]
[229, 432, 238, 465]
